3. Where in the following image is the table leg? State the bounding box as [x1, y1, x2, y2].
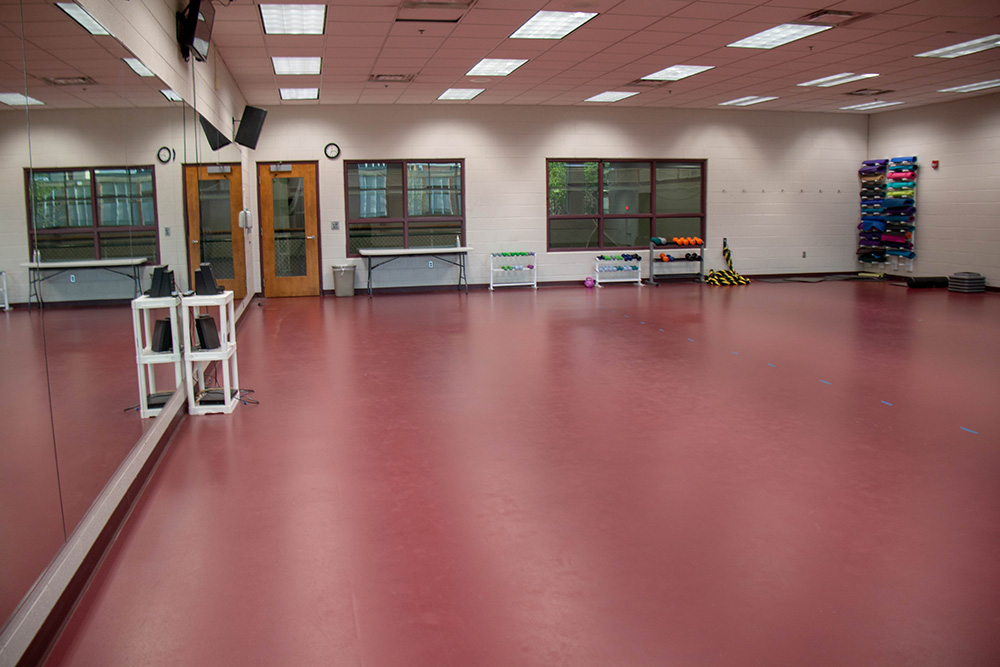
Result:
[367, 257, 373, 298]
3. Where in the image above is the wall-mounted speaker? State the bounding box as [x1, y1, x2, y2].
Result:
[234, 106, 267, 150]
[199, 113, 231, 151]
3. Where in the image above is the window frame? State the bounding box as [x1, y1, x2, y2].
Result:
[546, 158, 707, 251]
[24, 165, 161, 262]
[343, 158, 466, 257]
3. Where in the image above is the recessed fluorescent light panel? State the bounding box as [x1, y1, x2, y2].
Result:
[915, 35, 1000, 58]
[728, 24, 831, 49]
[938, 79, 1000, 93]
[260, 4, 327, 35]
[56, 2, 110, 35]
[840, 101, 904, 111]
[642, 65, 714, 81]
[0, 93, 44, 106]
[438, 88, 484, 100]
[272, 57, 322, 75]
[160, 89, 184, 102]
[585, 91, 638, 103]
[511, 11, 597, 39]
[798, 72, 878, 87]
[123, 58, 155, 77]
[280, 87, 319, 100]
[466, 59, 528, 77]
[718, 96, 778, 106]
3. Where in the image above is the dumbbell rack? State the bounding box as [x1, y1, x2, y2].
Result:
[489, 252, 537, 290]
[648, 240, 704, 284]
[594, 254, 642, 287]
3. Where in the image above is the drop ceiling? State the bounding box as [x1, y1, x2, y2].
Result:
[2, 0, 999, 113]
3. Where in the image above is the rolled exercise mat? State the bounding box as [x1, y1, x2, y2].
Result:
[887, 171, 915, 179]
[881, 197, 914, 208]
[887, 250, 916, 258]
[906, 276, 948, 288]
[862, 220, 887, 232]
[859, 165, 886, 175]
[862, 159, 888, 167]
[890, 156, 917, 164]
[881, 234, 908, 243]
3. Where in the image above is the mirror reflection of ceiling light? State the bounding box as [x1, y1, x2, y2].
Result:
[124, 58, 155, 77]
[56, 2, 110, 36]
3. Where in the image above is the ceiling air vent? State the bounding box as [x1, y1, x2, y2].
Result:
[797, 9, 870, 27]
[369, 74, 415, 83]
[845, 88, 894, 96]
[397, 0, 474, 22]
[44, 76, 97, 86]
[626, 79, 666, 88]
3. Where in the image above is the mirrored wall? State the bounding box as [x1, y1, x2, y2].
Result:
[0, 0, 249, 631]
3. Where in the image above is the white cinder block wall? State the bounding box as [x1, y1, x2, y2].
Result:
[1, 104, 871, 302]
[869, 94, 1000, 287]
[0, 106, 243, 302]
[251, 104, 868, 292]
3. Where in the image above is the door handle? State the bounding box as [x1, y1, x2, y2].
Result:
[191, 240, 199, 244]
[306, 235, 316, 240]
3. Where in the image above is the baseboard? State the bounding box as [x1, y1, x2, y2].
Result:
[0, 392, 186, 666]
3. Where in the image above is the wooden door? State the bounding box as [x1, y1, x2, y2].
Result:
[184, 164, 246, 299]
[258, 162, 320, 297]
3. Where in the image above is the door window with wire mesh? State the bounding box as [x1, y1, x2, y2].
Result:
[345, 160, 464, 255]
[26, 166, 159, 262]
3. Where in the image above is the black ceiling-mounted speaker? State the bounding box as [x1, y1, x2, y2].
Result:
[198, 113, 231, 151]
[234, 106, 268, 150]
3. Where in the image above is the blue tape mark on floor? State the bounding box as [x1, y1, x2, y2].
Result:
[624, 315, 629, 318]
[731, 351, 739, 356]
[767, 363, 776, 367]
[640, 321, 646, 324]
[820, 380, 832, 385]
[960, 427, 979, 435]
[687, 338, 695, 342]
[881, 400, 893, 406]
[659, 329, 664, 332]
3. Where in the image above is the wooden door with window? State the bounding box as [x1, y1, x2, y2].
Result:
[184, 164, 246, 299]
[258, 162, 320, 297]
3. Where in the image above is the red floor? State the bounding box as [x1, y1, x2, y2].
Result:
[0, 306, 149, 625]
[44, 283, 1000, 666]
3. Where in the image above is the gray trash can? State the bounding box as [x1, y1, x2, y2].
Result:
[332, 265, 356, 297]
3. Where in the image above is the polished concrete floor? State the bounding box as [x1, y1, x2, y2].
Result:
[44, 282, 1000, 666]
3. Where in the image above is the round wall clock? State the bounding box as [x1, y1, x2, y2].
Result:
[157, 146, 173, 163]
[324, 142, 341, 159]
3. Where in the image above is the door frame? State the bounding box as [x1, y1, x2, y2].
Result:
[256, 160, 322, 297]
[182, 162, 247, 299]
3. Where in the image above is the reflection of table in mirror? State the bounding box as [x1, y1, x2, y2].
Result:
[358, 247, 471, 297]
[21, 258, 147, 308]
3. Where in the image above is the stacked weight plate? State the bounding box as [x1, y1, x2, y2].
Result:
[948, 272, 986, 293]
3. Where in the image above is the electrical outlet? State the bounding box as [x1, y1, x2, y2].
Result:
[330, 221, 339, 230]
[164, 227, 171, 236]
[69, 274, 76, 283]
[802, 251, 807, 258]
[428, 260, 434, 268]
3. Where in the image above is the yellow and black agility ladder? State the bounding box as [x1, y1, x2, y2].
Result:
[704, 237, 750, 286]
